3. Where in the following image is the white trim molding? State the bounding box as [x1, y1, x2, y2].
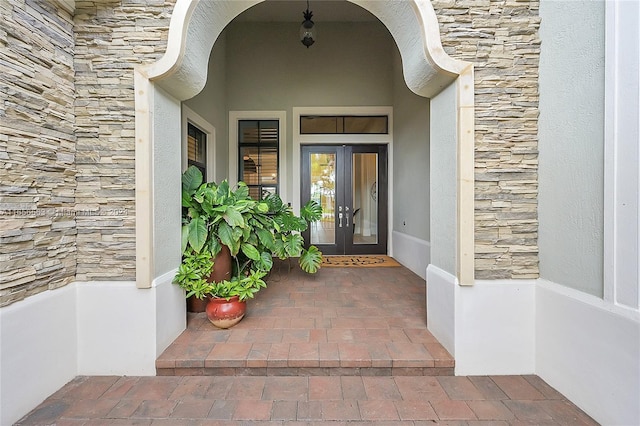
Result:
[604, 0, 640, 310]
[182, 105, 216, 182]
[393, 231, 430, 279]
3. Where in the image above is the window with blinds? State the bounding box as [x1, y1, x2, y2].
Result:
[238, 120, 279, 200]
[187, 122, 207, 179]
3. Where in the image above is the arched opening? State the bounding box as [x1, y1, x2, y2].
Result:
[134, 0, 474, 293]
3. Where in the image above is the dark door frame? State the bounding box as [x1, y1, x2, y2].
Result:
[301, 144, 388, 255]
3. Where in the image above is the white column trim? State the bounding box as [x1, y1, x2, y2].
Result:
[134, 69, 154, 289]
[603, 0, 640, 309]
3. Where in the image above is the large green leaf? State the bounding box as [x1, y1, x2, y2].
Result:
[263, 193, 286, 213]
[241, 243, 261, 261]
[272, 238, 286, 259]
[182, 190, 194, 208]
[301, 200, 323, 222]
[208, 238, 222, 257]
[181, 224, 189, 253]
[182, 165, 203, 194]
[187, 216, 208, 253]
[256, 227, 274, 249]
[283, 233, 304, 257]
[299, 245, 323, 273]
[256, 251, 273, 272]
[223, 206, 245, 228]
[217, 180, 230, 199]
[217, 221, 234, 251]
[276, 214, 307, 232]
[234, 182, 249, 200]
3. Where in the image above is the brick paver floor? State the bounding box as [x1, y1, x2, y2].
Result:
[156, 262, 454, 376]
[17, 374, 599, 424]
[16, 262, 599, 424]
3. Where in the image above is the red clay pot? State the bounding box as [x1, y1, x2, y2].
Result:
[209, 244, 232, 283]
[206, 295, 246, 329]
[186, 294, 210, 313]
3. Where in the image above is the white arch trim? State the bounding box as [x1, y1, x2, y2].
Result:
[134, 0, 475, 288]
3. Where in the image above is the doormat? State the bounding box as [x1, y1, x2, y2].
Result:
[321, 255, 401, 268]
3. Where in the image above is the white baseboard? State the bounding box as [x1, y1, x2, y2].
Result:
[0, 272, 186, 425]
[76, 281, 159, 376]
[455, 279, 536, 376]
[77, 270, 185, 375]
[154, 269, 187, 355]
[426, 265, 536, 375]
[392, 231, 430, 279]
[426, 264, 456, 355]
[536, 279, 640, 426]
[0, 284, 78, 426]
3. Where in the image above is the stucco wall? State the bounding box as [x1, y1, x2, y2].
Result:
[224, 21, 394, 203]
[184, 33, 229, 182]
[538, 0, 605, 297]
[433, 0, 541, 279]
[392, 48, 431, 242]
[430, 83, 458, 275]
[0, 0, 76, 306]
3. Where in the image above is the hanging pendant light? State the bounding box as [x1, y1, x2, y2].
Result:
[300, 0, 315, 48]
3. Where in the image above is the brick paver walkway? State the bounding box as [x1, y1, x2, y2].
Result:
[157, 263, 453, 377]
[17, 374, 598, 424]
[16, 262, 599, 424]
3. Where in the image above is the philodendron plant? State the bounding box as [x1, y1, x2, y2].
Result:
[177, 166, 323, 300]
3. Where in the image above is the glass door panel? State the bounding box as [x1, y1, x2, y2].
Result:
[302, 145, 387, 255]
[310, 153, 336, 245]
[352, 152, 378, 245]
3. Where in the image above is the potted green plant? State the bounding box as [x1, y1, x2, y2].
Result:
[176, 166, 323, 323]
[204, 269, 267, 328]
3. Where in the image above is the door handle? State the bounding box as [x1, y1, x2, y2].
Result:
[345, 206, 350, 227]
[338, 212, 343, 228]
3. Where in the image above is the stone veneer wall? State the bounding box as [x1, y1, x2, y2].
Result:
[432, 0, 541, 279]
[73, 0, 174, 281]
[1, 0, 540, 307]
[0, 0, 76, 306]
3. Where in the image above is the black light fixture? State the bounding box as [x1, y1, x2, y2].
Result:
[300, 0, 315, 48]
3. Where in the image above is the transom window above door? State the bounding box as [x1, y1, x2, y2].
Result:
[238, 120, 279, 199]
[300, 115, 388, 134]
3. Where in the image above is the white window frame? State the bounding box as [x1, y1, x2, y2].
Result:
[182, 105, 216, 182]
[229, 111, 287, 200]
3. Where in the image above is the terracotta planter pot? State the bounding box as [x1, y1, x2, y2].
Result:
[209, 244, 232, 283]
[186, 294, 210, 313]
[206, 295, 246, 328]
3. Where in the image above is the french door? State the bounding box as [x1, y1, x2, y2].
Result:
[301, 144, 388, 255]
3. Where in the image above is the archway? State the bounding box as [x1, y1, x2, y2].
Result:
[133, 0, 474, 291]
